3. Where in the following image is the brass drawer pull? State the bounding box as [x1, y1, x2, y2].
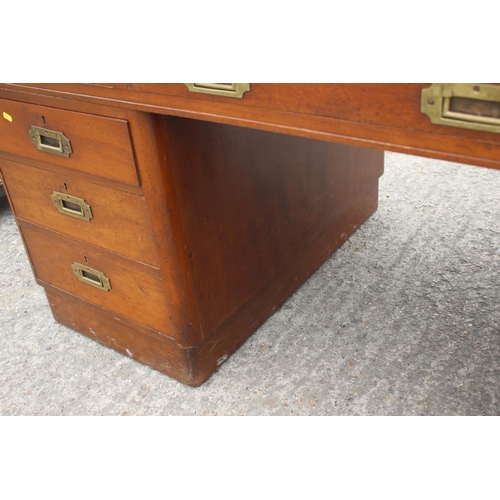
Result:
[29, 126, 73, 157]
[72, 262, 111, 291]
[421, 83, 500, 134]
[184, 83, 250, 98]
[51, 191, 93, 221]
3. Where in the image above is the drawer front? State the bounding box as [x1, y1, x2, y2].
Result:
[21, 225, 173, 336]
[0, 98, 139, 185]
[1, 159, 159, 267]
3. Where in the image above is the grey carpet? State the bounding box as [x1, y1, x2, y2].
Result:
[1, 152, 499, 415]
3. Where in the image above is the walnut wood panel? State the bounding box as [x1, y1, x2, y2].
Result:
[19, 223, 174, 338]
[3, 83, 499, 170]
[0, 97, 139, 185]
[158, 116, 384, 336]
[0, 159, 159, 267]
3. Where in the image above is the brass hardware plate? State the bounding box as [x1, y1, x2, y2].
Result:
[29, 126, 73, 157]
[72, 262, 111, 291]
[51, 191, 93, 221]
[184, 83, 250, 98]
[421, 84, 500, 134]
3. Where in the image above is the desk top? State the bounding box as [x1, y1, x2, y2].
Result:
[1, 83, 499, 170]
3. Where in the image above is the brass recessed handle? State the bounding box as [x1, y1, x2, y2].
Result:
[51, 191, 93, 221]
[184, 83, 250, 98]
[29, 126, 73, 157]
[72, 262, 111, 291]
[421, 84, 500, 134]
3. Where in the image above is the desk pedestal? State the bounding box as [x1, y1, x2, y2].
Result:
[2, 110, 383, 385]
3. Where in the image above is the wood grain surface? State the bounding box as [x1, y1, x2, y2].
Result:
[0, 97, 139, 185]
[157, 116, 384, 337]
[1, 83, 498, 170]
[0, 158, 159, 266]
[19, 223, 173, 337]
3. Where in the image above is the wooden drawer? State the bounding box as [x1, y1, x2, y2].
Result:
[133, 83, 500, 138]
[0, 98, 139, 185]
[20, 224, 173, 338]
[0, 159, 159, 267]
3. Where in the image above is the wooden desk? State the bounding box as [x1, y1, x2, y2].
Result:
[0, 84, 498, 385]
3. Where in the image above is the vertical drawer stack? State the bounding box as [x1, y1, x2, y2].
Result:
[0, 98, 179, 350]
